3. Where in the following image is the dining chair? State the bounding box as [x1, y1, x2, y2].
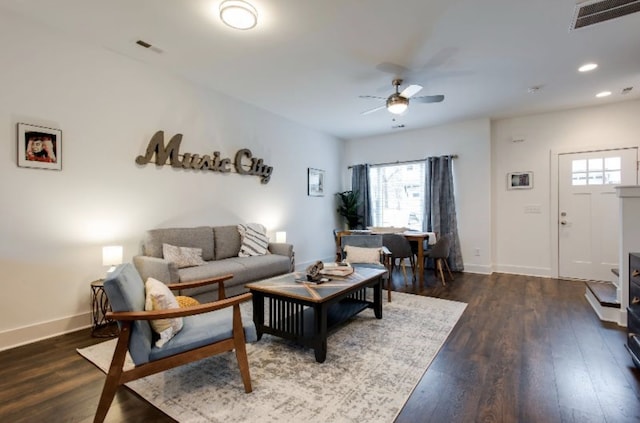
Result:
[382, 233, 416, 285]
[333, 229, 352, 262]
[340, 234, 392, 301]
[423, 234, 454, 286]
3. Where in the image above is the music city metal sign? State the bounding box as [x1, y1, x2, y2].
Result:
[135, 131, 273, 184]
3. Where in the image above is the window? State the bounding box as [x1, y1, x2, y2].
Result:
[369, 162, 425, 230]
[571, 156, 621, 186]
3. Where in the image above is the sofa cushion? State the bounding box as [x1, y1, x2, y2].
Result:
[144, 227, 215, 261]
[162, 243, 206, 268]
[178, 260, 247, 297]
[213, 225, 242, 260]
[237, 223, 269, 257]
[226, 255, 292, 281]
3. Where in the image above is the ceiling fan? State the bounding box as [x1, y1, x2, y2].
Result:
[359, 79, 444, 115]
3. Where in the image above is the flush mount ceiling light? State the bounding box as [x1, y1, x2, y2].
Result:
[579, 63, 598, 72]
[596, 91, 612, 98]
[219, 0, 258, 30]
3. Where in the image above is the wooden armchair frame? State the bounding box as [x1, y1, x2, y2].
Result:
[94, 274, 253, 423]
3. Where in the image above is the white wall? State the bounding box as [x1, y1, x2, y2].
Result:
[344, 118, 493, 274]
[492, 100, 640, 276]
[0, 12, 343, 350]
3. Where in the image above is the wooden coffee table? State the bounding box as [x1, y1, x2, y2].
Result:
[246, 267, 386, 363]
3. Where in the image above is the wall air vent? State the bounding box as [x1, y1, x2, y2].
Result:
[570, 0, 640, 30]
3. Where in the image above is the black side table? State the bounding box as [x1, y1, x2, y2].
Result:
[91, 279, 119, 338]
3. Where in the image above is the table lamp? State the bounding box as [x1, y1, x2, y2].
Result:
[103, 245, 123, 273]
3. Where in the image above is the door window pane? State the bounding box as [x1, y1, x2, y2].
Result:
[572, 160, 587, 172]
[588, 172, 603, 185]
[604, 157, 621, 170]
[588, 158, 603, 171]
[572, 172, 587, 185]
[605, 171, 621, 184]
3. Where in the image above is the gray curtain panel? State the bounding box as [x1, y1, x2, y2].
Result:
[351, 164, 371, 229]
[424, 155, 464, 271]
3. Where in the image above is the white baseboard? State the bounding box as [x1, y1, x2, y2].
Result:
[461, 264, 492, 275]
[0, 312, 91, 352]
[492, 264, 552, 278]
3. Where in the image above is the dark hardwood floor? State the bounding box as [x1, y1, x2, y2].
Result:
[1, 268, 639, 422]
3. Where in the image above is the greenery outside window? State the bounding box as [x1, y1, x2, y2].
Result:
[369, 162, 425, 230]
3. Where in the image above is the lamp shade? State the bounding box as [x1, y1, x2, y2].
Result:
[275, 231, 287, 243]
[102, 246, 123, 266]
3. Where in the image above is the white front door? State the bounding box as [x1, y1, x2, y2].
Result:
[558, 148, 637, 281]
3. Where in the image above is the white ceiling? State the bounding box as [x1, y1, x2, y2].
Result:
[2, 0, 640, 140]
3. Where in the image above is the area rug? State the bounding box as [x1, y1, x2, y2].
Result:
[78, 292, 466, 423]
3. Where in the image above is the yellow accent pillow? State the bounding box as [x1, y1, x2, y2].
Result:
[145, 277, 183, 348]
[176, 296, 200, 308]
[343, 245, 382, 264]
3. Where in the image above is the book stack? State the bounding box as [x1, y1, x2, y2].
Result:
[319, 262, 354, 277]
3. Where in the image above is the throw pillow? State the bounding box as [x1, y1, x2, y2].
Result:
[237, 223, 269, 257]
[162, 243, 206, 268]
[176, 295, 200, 308]
[343, 245, 382, 264]
[145, 277, 184, 348]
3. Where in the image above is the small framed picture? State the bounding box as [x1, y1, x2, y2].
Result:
[507, 171, 533, 190]
[308, 168, 325, 196]
[17, 123, 62, 170]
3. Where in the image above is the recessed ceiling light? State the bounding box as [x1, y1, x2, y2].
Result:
[219, 0, 258, 30]
[596, 91, 612, 98]
[578, 63, 598, 72]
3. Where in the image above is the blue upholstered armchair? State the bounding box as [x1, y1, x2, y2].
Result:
[94, 263, 257, 423]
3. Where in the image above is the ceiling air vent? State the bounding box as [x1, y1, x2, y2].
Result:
[570, 0, 640, 30]
[135, 39, 163, 54]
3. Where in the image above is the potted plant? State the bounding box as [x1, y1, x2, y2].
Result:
[336, 190, 363, 229]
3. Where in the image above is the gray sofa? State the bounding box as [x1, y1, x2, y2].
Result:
[133, 225, 294, 302]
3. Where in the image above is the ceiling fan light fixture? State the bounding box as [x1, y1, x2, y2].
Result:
[219, 0, 258, 30]
[386, 94, 408, 115]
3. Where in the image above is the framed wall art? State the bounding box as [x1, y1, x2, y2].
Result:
[308, 168, 325, 196]
[507, 171, 533, 190]
[17, 123, 62, 170]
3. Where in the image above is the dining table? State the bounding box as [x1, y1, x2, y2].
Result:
[398, 231, 434, 285]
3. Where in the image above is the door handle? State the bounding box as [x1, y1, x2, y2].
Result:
[560, 220, 567, 225]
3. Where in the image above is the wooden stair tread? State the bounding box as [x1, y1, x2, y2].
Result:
[585, 281, 620, 308]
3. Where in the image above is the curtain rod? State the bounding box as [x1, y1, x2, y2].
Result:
[348, 155, 458, 169]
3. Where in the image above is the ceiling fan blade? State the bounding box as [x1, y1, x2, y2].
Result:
[361, 105, 386, 115]
[400, 84, 423, 98]
[412, 94, 445, 103]
[359, 95, 386, 100]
